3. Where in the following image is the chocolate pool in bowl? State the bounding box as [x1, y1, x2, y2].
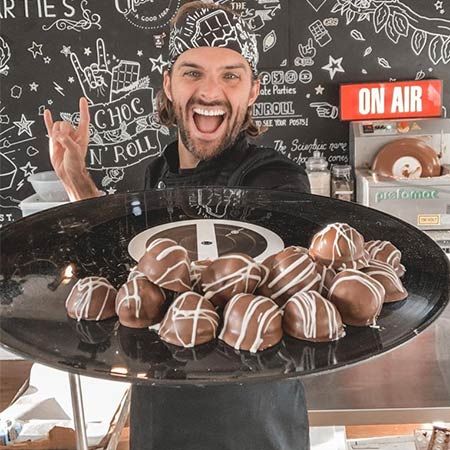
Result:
[371, 138, 441, 179]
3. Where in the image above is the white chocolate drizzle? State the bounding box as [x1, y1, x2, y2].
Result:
[66, 277, 116, 321]
[159, 292, 219, 348]
[219, 294, 281, 353]
[284, 291, 344, 341]
[363, 260, 405, 293]
[268, 252, 321, 300]
[311, 223, 363, 267]
[365, 240, 403, 270]
[328, 270, 384, 325]
[202, 254, 262, 301]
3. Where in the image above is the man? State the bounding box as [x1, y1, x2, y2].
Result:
[44, 2, 310, 450]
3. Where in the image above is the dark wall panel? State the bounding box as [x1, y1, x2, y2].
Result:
[1, 0, 449, 225]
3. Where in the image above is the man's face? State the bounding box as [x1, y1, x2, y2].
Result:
[163, 47, 260, 161]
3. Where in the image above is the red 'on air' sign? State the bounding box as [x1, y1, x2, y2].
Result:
[339, 80, 443, 121]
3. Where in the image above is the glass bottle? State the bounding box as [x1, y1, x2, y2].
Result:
[305, 151, 330, 197]
[331, 165, 354, 202]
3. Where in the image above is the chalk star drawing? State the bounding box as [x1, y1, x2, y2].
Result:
[435, 0, 443, 10]
[106, 187, 117, 195]
[20, 161, 38, 177]
[149, 54, 168, 74]
[84, 47, 92, 56]
[322, 55, 345, 80]
[44, 56, 52, 64]
[137, 50, 143, 57]
[315, 84, 325, 95]
[68, 77, 75, 83]
[29, 82, 39, 92]
[28, 42, 43, 59]
[13, 114, 35, 136]
[61, 45, 72, 57]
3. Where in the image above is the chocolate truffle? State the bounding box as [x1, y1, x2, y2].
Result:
[258, 247, 321, 306]
[137, 238, 191, 292]
[159, 292, 219, 348]
[201, 253, 263, 308]
[219, 293, 282, 353]
[328, 269, 385, 327]
[66, 277, 117, 321]
[283, 291, 345, 342]
[116, 277, 166, 328]
[361, 260, 408, 303]
[127, 268, 148, 282]
[190, 259, 212, 293]
[315, 262, 337, 297]
[365, 240, 406, 277]
[309, 223, 367, 271]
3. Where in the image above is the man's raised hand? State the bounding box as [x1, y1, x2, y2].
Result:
[43, 97, 99, 201]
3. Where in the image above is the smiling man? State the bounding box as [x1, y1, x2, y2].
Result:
[44, 2, 310, 450]
[44, 3, 309, 198]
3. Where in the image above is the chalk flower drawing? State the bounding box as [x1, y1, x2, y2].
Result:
[331, 0, 450, 64]
[42, 0, 101, 32]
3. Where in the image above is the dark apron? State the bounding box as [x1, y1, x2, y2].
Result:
[130, 379, 310, 450]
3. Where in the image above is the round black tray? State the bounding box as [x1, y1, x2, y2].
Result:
[0, 188, 448, 385]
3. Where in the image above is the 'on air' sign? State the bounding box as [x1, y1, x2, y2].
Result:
[340, 80, 443, 121]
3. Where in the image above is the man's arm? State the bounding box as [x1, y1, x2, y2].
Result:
[43, 97, 102, 201]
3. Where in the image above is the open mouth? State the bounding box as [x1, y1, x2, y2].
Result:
[192, 107, 227, 136]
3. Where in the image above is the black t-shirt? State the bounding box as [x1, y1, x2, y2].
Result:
[132, 134, 311, 450]
[144, 134, 310, 193]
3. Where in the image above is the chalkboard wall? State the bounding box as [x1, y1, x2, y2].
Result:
[1, 0, 450, 225]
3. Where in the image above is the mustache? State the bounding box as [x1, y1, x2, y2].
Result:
[187, 97, 231, 114]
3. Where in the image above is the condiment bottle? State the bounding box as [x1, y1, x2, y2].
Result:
[305, 151, 330, 197]
[331, 165, 354, 202]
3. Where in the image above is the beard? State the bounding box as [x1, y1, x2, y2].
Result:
[173, 96, 247, 161]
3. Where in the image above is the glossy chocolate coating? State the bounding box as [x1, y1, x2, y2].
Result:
[159, 292, 219, 348]
[258, 246, 321, 306]
[66, 276, 117, 321]
[219, 293, 282, 353]
[365, 240, 406, 277]
[201, 253, 262, 308]
[283, 291, 345, 342]
[116, 277, 166, 328]
[328, 269, 385, 327]
[309, 223, 367, 271]
[137, 238, 191, 292]
[361, 260, 408, 303]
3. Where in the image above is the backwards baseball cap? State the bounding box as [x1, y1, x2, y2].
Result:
[167, 5, 259, 76]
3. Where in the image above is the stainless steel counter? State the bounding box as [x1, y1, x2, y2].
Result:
[305, 300, 450, 426]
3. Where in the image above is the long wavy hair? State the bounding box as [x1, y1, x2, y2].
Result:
[156, 1, 266, 139]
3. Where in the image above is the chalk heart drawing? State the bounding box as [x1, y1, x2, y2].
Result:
[65, 38, 169, 172]
[331, 0, 450, 64]
[307, 0, 329, 12]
